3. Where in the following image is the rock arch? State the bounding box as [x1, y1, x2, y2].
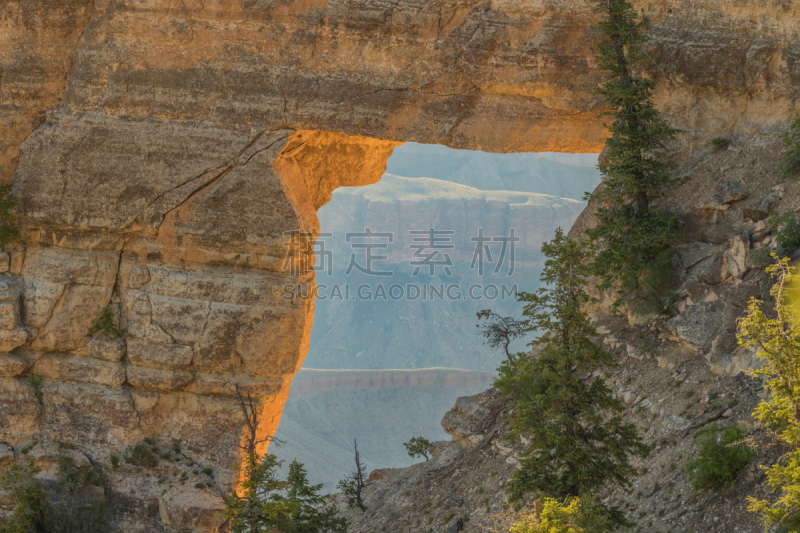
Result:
[1, 0, 799, 530]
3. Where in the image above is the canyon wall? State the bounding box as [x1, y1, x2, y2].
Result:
[1, 0, 799, 530]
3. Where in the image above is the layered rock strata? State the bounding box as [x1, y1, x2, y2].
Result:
[1, 0, 799, 530]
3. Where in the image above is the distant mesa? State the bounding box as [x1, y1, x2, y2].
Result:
[290, 367, 497, 395]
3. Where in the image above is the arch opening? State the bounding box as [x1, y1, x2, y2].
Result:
[270, 141, 603, 491]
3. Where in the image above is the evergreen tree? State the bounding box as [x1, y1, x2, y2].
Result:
[739, 256, 800, 528]
[494, 229, 649, 526]
[586, 0, 680, 310]
[223, 453, 294, 533]
[223, 387, 346, 533]
[284, 460, 347, 533]
[403, 437, 433, 461]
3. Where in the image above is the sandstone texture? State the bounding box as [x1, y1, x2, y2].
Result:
[1, 0, 799, 530]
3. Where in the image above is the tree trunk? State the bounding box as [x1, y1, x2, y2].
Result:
[635, 190, 648, 212]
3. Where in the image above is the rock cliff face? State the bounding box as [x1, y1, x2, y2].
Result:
[1, 0, 799, 530]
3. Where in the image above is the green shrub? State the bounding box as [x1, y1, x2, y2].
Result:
[685, 423, 752, 491]
[781, 114, 800, 179]
[87, 308, 127, 338]
[29, 374, 44, 401]
[124, 443, 159, 468]
[711, 137, 731, 150]
[57, 455, 103, 494]
[109, 453, 120, 469]
[201, 467, 213, 477]
[750, 245, 775, 267]
[771, 211, 800, 258]
[0, 459, 110, 533]
[194, 482, 206, 490]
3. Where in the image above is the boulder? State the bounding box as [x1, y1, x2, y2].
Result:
[722, 234, 750, 279]
[667, 300, 726, 348]
[674, 242, 722, 271]
[743, 194, 776, 222]
[441, 393, 491, 446]
[716, 177, 749, 204]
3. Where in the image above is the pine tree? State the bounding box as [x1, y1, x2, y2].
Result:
[586, 0, 680, 310]
[403, 437, 433, 461]
[739, 256, 800, 528]
[284, 460, 348, 533]
[494, 229, 649, 526]
[222, 387, 346, 533]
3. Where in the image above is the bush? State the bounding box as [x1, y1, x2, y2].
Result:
[781, 114, 800, 179]
[87, 308, 126, 338]
[0, 459, 110, 533]
[741, 258, 800, 526]
[685, 423, 752, 491]
[750, 245, 775, 268]
[711, 137, 731, 150]
[403, 436, 433, 461]
[30, 374, 44, 401]
[124, 443, 159, 468]
[772, 211, 800, 258]
[57, 455, 103, 494]
[109, 454, 119, 469]
[510, 497, 613, 533]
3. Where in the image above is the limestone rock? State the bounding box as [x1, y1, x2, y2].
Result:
[0, 328, 28, 353]
[126, 366, 194, 392]
[32, 354, 126, 388]
[441, 392, 492, 446]
[127, 339, 193, 370]
[2, 1, 799, 529]
[695, 252, 730, 286]
[667, 300, 726, 349]
[716, 177, 749, 204]
[0, 443, 14, 463]
[722, 234, 750, 279]
[87, 336, 127, 362]
[706, 344, 761, 376]
[0, 354, 26, 377]
[0, 276, 21, 330]
[22, 247, 119, 352]
[743, 194, 776, 222]
[675, 242, 722, 272]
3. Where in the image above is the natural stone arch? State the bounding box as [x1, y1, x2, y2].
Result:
[2, 0, 799, 530]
